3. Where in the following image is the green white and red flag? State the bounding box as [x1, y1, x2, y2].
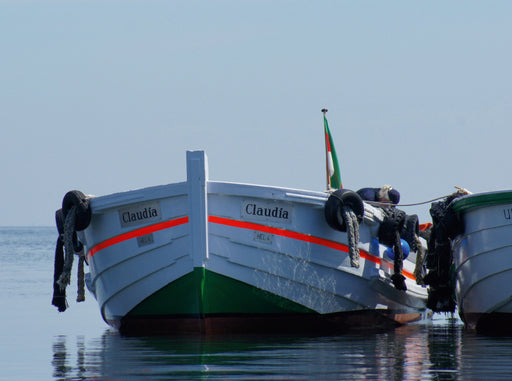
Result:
[323, 112, 342, 190]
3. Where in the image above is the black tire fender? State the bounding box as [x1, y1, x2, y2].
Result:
[324, 189, 364, 232]
[62, 190, 91, 231]
[401, 214, 420, 251]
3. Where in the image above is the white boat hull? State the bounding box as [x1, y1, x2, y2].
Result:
[452, 191, 512, 333]
[68, 151, 428, 334]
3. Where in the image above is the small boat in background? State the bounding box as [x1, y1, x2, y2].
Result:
[450, 190, 512, 334]
[51, 112, 429, 335]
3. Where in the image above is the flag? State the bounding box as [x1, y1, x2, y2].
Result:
[324, 114, 342, 189]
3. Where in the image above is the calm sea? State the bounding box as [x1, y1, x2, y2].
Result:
[2, 227, 512, 380]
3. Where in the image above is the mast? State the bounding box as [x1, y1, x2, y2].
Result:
[322, 108, 331, 191]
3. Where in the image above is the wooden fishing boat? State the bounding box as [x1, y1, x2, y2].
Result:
[52, 149, 429, 335]
[450, 190, 512, 333]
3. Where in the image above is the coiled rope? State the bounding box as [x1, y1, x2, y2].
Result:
[342, 205, 360, 268]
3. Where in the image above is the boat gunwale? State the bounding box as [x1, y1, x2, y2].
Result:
[451, 190, 512, 213]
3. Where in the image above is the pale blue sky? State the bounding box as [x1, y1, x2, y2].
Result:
[1, 1, 511, 226]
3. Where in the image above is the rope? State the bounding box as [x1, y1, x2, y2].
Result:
[364, 193, 457, 208]
[342, 205, 360, 268]
[77, 254, 86, 302]
[57, 205, 77, 290]
[393, 231, 403, 275]
[52, 235, 67, 311]
[56, 205, 87, 304]
[413, 235, 425, 285]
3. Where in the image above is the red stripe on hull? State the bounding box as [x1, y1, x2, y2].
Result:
[87, 216, 189, 261]
[86, 214, 415, 281]
[209, 216, 415, 281]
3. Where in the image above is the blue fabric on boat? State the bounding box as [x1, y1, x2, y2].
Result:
[389, 189, 400, 204]
[357, 188, 380, 202]
[357, 187, 400, 204]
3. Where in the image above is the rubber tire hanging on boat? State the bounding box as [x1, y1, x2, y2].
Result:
[62, 190, 92, 231]
[378, 208, 408, 291]
[61, 190, 91, 254]
[423, 191, 465, 313]
[52, 190, 92, 312]
[400, 214, 420, 252]
[324, 189, 364, 232]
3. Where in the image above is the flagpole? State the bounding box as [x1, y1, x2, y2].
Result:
[322, 108, 330, 191]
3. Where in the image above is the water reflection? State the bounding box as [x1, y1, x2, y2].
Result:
[52, 336, 69, 378]
[426, 322, 461, 380]
[50, 319, 512, 380]
[52, 335, 91, 380]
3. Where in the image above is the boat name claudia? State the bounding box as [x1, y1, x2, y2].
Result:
[503, 208, 512, 221]
[241, 200, 292, 224]
[119, 201, 162, 228]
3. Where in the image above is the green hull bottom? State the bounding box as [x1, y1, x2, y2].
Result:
[113, 268, 403, 335]
[129, 267, 314, 316]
